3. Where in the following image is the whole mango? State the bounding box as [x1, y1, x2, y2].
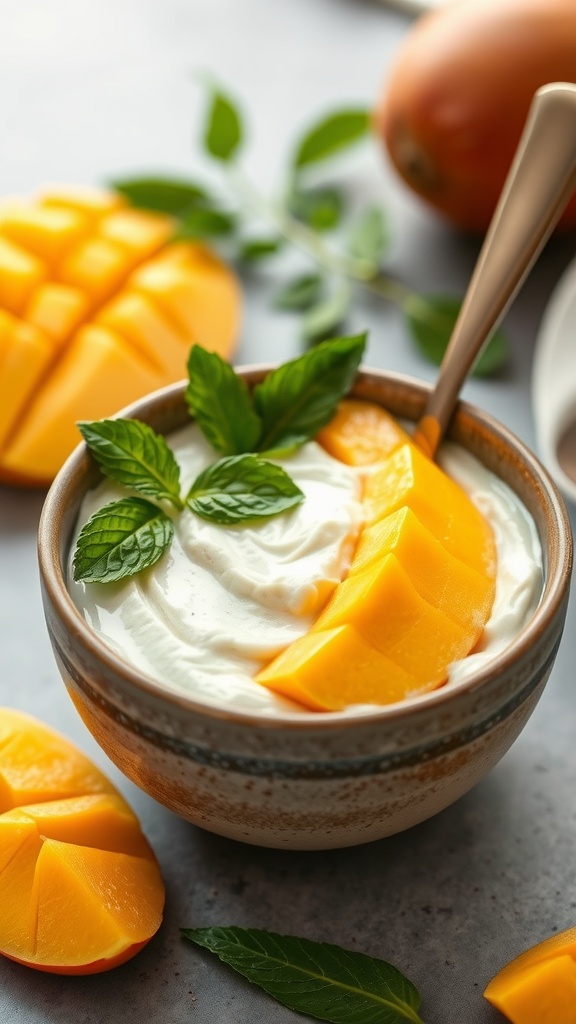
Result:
[374, 0, 576, 233]
[0, 186, 241, 487]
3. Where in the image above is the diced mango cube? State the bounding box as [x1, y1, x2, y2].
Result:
[25, 283, 89, 345]
[255, 624, 426, 711]
[316, 399, 410, 465]
[96, 290, 188, 377]
[0, 237, 46, 314]
[5, 795, 152, 858]
[484, 954, 576, 1024]
[0, 203, 87, 266]
[0, 312, 54, 448]
[57, 238, 133, 304]
[40, 185, 125, 222]
[98, 209, 174, 259]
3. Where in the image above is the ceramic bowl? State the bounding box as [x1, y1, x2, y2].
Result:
[38, 368, 573, 850]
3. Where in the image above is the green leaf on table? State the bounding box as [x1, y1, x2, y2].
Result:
[301, 280, 352, 345]
[289, 185, 344, 231]
[348, 206, 389, 268]
[403, 293, 509, 377]
[187, 455, 303, 524]
[293, 108, 372, 170]
[182, 926, 424, 1024]
[77, 419, 183, 508]
[254, 331, 366, 455]
[72, 498, 173, 584]
[174, 206, 236, 240]
[204, 86, 243, 162]
[110, 176, 211, 214]
[273, 272, 324, 311]
[238, 236, 284, 262]
[185, 345, 262, 456]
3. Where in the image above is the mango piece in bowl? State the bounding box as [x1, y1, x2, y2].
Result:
[484, 927, 576, 1023]
[0, 186, 241, 486]
[256, 402, 496, 710]
[0, 707, 165, 974]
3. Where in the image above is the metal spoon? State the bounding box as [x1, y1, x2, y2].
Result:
[411, 82, 576, 460]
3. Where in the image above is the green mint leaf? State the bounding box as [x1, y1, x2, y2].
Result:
[110, 176, 211, 214]
[289, 186, 344, 232]
[238, 237, 283, 262]
[72, 498, 173, 584]
[301, 280, 352, 345]
[182, 927, 424, 1024]
[254, 332, 366, 455]
[185, 345, 262, 456]
[174, 206, 236, 240]
[78, 419, 183, 508]
[187, 455, 303, 524]
[348, 206, 389, 269]
[403, 294, 509, 377]
[274, 273, 325, 312]
[293, 109, 371, 170]
[204, 86, 243, 162]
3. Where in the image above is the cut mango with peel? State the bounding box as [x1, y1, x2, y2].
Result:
[484, 927, 576, 1023]
[256, 401, 496, 710]
[0, 707, 164, 974]
[0, 185, 241, 486]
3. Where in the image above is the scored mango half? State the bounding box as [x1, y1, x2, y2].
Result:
[0, 707, 165, 974]
[256, 400, 496, 711]
[484, 927, 576, 1024]
[0, 185, 241, 486]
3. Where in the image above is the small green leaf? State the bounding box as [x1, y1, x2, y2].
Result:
[293, 109, 371, 170]
[348, 206, 389, 269]
[289, 186, 344, 231]
[403, 294, 509, 377]
[78, 419, 182, 508]
[109, 176, 210, 214]
[238, 237, 283, 262]
[182, 927, 424, 1024]
[187, 455, 303, 524]
[274, 273, 324, 312]
[72, 498, 173, 584]
[174, 206, 236, 240]
[204, 86, 243, 162]
[301, 280, 352, 345]
[185, 345, 262, 456]
[254, 332, 366, 455]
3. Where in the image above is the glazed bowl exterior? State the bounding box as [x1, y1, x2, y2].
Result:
[38, 368, 573, 850]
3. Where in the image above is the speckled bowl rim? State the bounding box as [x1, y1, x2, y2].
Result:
[38, 366, 573, 733]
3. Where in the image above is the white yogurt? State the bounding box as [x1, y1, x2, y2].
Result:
[69, 425, 543, 717]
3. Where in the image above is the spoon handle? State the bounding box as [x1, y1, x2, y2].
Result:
[412, 81, 576, 459]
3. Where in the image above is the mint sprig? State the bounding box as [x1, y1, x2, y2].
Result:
[182, 926, 424, 1024]
[73, 334, 366, 584]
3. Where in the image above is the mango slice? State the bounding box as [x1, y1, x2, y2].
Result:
[0, 185, 241, 486]
[484, 927, 576, 1024]
[0, 707, 164, 974]
[256, 402, 496, 710]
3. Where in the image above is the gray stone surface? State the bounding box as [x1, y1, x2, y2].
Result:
[1, 1, 575, 1021]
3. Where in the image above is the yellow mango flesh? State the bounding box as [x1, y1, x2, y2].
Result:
[0, 707, 164, 973]
[256, 401, 496, 710]
[484, 927, 576, 1023]
[315, 397, 410, 465]
[0, 186, 241, 486]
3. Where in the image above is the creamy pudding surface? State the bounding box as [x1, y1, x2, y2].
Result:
[69, 423, 543, 717]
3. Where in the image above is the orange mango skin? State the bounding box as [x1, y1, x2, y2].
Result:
[0, 707, 165, 974]
[484, 928, 576, 1023]
[374, 0, 576, 234]
[256, 401, 496, 711]
[0, 186, 241, 487]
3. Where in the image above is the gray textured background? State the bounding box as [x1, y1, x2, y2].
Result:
[1, 1, 575, 1021]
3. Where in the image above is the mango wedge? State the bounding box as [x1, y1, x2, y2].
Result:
[0, 708, 164, 974]
[0, 186, 241, 486]
[484, 928, 576, 1024]
[256, 402, 496, 710]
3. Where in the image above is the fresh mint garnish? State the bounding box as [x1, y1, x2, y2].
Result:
[74, 334, 366, 584]
[182, 926, 424, 1024]
[274, 272, 325, 312]
[187, 455, 303, 524]
[185, 346, 262, 456]
[292, 108, 372, 170]
[110, 176, 211, 214]
[204, 84, 243, 163]
[72, 498, 174, 584]
[77, 419, 183, 509]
